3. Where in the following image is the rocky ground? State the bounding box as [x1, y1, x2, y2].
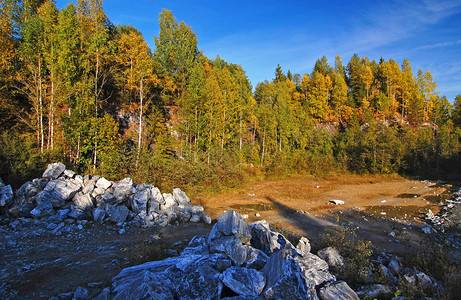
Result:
[0, 170, 460, 299]
[0, 219, 212, 299]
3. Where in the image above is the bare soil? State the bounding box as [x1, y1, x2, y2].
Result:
[195, 174, 456, 253]
[1, 174, 457, 298]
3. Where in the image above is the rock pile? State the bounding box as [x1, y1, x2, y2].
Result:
[425, 185, 461, 232]
[2, 162, 211, 227]
[108, 210, 359, 299]
[355, 252, 441, 298]
[0, 178, 13, 208]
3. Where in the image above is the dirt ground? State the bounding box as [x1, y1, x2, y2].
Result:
[1, 174, 458, 298]
[195, 174, 456, 253]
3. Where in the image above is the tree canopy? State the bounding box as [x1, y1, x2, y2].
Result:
[1, 1, 460, 189]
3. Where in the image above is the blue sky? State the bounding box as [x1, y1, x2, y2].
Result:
[57, 0, 461, 102]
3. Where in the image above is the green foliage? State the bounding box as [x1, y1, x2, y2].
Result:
[320, 220, 374, 288]
[0, 4, 460, 193]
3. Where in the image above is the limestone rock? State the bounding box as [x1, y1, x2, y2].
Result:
[30, 199, 53, 218]
[130, 189, 149, 215]
[249, 220, 272, 254]
[244, 246, 269, 270]
[173, 188, 191, 207]
[209, 235, 248, 266]
[318, 281, 359, 300]
[221, 266, 265, 296]
[43, 179, 81, 206]
[216, 209, 251, 240]
[262, 248, 310, 299]
[107, 205, 129, 224]
[162, 193, 176, 209]
[0, 182, 13, 207]
[317, 247, 344, 271]
[96, 177, 112, 190]
[112, 178, 134, 204]
[42, 162, 66, 179]
[73, 194, 93, 211]
[93, 208, 106, 223]
[270, 231, 293, 253]
[296, 236, 311, 255]
[294, 252, 336, 287]
[356, 284, 393, 299]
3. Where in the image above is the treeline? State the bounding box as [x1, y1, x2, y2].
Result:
[1, 0, 461, 190]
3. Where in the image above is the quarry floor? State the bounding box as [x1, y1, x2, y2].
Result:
[1, 174, 458, 298]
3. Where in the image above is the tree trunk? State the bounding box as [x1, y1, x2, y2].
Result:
[136, 74, 144, 166]
[38, 58, 44, 154]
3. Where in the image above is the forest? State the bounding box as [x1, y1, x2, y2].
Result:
[1, 0, 461, 191]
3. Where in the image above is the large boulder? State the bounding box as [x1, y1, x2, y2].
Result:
[112, 178, 134, 204]
[111, 255, 223, 299]
[30, 198, 53, 218]
[73, 193, 94, 211]
[107, 205, 129, 224]
[215, 209, 251, 240]
[41, 179, 81, 207]
[42, 162, 66, 179]
[220, 266, 265, 296]
[110, 210, 358, 299]
[172, 188, 191, 208]
[209, 235, 248, 266]
[295, 252, 336, 288]
[262, 246, 310, 299]
[130, 189, 149, 215]
[249, 220, 272, 254]
[319, 281, 360, 300]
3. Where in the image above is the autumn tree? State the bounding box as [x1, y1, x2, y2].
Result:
[115, 30, 157, 162]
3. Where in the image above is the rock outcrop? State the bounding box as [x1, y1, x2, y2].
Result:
[109, 210, 359, 299]
[3, 163, 211, 227]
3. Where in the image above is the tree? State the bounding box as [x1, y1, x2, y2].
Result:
[274, 64, 286, 82]
[416, 69, 438, 122]
[116, 30, 157, 163]
[0, 0, 17, 129]
[313, 56, 331, 76]
[347, 54, 366, 107]
[453, 95, 461, 127]
[399, 58, 416, 119]
[154, 8, 198, 98]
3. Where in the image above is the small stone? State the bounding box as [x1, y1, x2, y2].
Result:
[118, 228, 125, 235]
[190, 214, 200, 222]
[72, 286, 89, 300]
[330, 199, 345, 205]
[296, 237, 311, 255]
[64, 169, 76, 178]
[317, 247, 344, 270]
[202, 214, 212, 224]
[77, 224, 83, 230]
